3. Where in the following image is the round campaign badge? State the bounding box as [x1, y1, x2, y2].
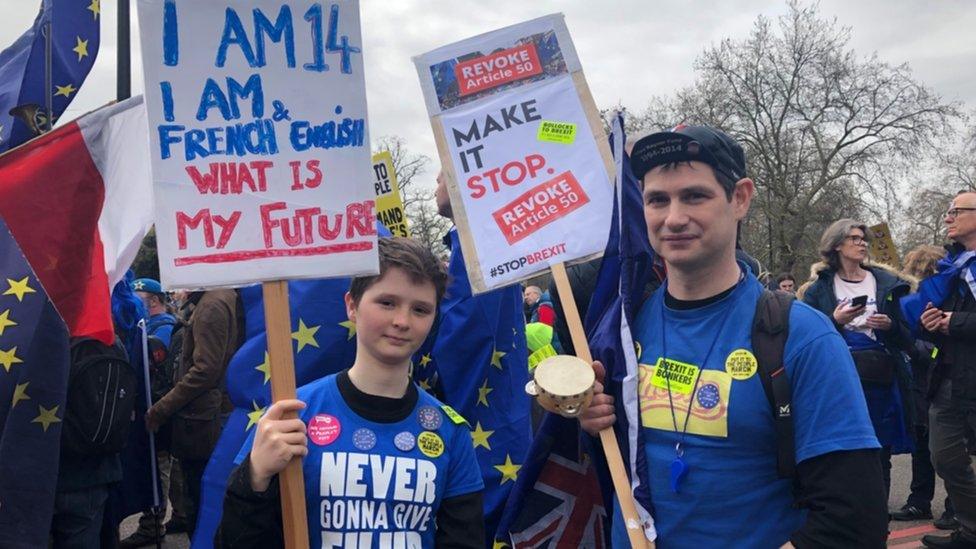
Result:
[307, 414, 341, 446]
[725, 349, 758, 380]
[352, 428, 377, 451]
[417, 405, 443, 431]
[417, 431, 444, 458]
[696, 383, 721, 409]
[394, 431, 416, 452]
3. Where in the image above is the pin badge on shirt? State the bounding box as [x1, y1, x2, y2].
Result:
[308, 414, 341, 446]
[394, 431, 416, 452]
[352, 428, 377, 451]
[417, 405, 443, 430]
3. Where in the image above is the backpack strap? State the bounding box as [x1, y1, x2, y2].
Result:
[752, 290, 795, 479]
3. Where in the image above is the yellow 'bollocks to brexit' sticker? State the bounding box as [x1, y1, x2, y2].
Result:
[537, 120, 577, 144]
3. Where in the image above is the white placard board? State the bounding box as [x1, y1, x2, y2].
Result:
[414, 14, 613, 293]
[138, 0, 378, 289]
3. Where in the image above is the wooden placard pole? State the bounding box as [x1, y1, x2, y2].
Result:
[262, 280, 309, 549]
[551, 263, 653, 549]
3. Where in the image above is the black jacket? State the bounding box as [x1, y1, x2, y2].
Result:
[925, 250, 976, 408]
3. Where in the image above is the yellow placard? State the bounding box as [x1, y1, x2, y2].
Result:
[725, 349, 758, 380]
[417, 431, 444, 458]
[536, 120, 577, 145]
[649, 357, 700, 395]
[868, 222, 900, 268]
[371, 151, 410, 237]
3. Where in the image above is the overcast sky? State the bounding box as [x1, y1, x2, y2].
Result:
[3, 1, 975, 188]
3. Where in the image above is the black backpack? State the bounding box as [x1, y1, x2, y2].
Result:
[753, 290, 796, 479]
[62, 336, 137, 457]
[148, 319, 184, 403]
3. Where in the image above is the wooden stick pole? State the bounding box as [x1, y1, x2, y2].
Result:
[262, 280, 309, 549]
[550, 263, 652, 549]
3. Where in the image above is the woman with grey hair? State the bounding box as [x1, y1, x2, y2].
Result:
[799, 218, 915, 504]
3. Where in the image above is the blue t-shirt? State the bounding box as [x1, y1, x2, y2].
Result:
[612, 275, 879, 548]
[237, 374, 484, 548]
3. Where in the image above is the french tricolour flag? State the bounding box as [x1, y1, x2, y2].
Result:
[0, 96, 154, 344]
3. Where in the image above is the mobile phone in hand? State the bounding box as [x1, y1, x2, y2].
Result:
[851, 295, 868, 308]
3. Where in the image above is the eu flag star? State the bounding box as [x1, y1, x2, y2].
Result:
[255, 352, 271, 384]
[245, 401, 266, 431]
[87, 0, 100, 20]
[11, 382, 29, 408]
[471, 422, 494, 450]
[419, 353, 432, 367]
[338, 320, 356, 340]
[477, 378, 493, 407]
[0, 309, 16, 335]
[493, 454, 521, 484]
[0, 347, 23, 372]
[490, 348, 506, 370]
[32, 404, 61, 432]
[72, 37, 90, 62]
[291, 319, 320, 353]
[54, 83, 77, 98]
[3, 277, 36, 301]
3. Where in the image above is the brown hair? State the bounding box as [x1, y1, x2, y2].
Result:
[348, 237, 448, 305]
[901, 245, 945, 280]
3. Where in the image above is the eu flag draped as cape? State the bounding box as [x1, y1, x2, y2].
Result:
[901, 246, 976, 336]
[0, 0, 100, 152]
[496, 114, 659, 545]
[412, 228, 531, 545]
[0, 215, 71, 548]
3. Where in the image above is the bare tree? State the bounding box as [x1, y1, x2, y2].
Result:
[374, 135, 431, 210]
[630, 1, 960, 275]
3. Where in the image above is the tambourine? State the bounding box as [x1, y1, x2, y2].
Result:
[525, 355, 595, 418]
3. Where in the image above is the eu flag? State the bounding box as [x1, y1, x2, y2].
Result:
[0, 0, 100, 152]
[192, 279, 359, 547]
[0, 214, 71, 548]
[412, 228, 532, 545]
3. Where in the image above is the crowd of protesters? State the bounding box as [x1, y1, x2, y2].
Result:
[46, 121, 976, 548]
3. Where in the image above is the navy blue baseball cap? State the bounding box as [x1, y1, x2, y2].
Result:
[133, 278, 164, 295]
[629, 125, 747, 186]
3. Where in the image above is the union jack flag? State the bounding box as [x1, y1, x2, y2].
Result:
[498, 415, 608, 548]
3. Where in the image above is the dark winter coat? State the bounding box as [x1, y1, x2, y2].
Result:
[153, 290, 242, 460]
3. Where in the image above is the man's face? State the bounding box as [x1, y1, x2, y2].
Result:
[946, 192, 976, 247]
[524, 288, 541, 306]
[642, 161, 752, 272]
[435, 171, 453, 220]
[778, 279, 795, 293]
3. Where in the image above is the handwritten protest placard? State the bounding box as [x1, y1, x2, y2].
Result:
[138, 0, 377, 289]
[869, 222, 901, 268]
[414, 14, 614, 293]
[371, 151, 409, 237]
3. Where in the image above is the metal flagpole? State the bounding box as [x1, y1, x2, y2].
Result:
[43, 20, 53, 131]
[118, 0, 131, 101]
[138, 320, 162, 548]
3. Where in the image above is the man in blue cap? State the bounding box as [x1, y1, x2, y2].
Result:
[133, 278, 177, 347]
[579, 125, 888, 547]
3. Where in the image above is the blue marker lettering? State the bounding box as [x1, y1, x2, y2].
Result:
[216, 7, 257, 68]
[163, 0, 178, 66]
[254, 5, 295, 67]
[160, 81, 175, 122]
[303, 3, 327, 72]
